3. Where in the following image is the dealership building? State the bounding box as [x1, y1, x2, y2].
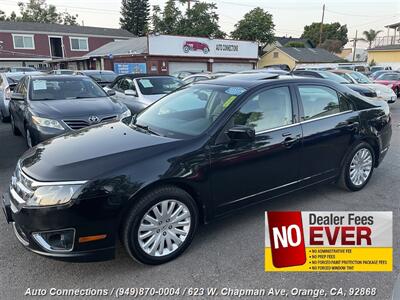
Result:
[48, 34, 259, 74]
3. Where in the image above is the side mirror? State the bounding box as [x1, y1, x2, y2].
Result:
[11, 92, 25, 101]
[124, 89, 137, 97]
[106, 89, 116, 96]
[227, 125, 255, 141]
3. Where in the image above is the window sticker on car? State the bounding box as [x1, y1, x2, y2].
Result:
[140, 79, 154, 88]
[32, 80, 47, 90]
[223, 96, 237, 109]
[225, 87, 246, 96]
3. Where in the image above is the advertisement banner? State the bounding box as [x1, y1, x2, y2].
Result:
[114, 63, 147, 74]
[148, 35, 258, 59]
[265, 211, 392, 272]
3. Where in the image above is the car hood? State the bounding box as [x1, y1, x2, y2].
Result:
[19, 121, 181, 181]
[30, 97, 125, 119]
[346, 84, 373, 93]
[139, 94, 165, 105]
[364, 83, 395, 94]
[374, 80, 397, 85]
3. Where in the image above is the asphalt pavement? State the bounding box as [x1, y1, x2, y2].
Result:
[0, 101, 399, 300]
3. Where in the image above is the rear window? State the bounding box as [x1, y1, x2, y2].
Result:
[377, 73, 400, 81]
[136, 77, 184, 95]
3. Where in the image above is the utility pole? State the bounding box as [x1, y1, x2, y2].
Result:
[352, 30, 358, 62]
[319, 4, 325, 46]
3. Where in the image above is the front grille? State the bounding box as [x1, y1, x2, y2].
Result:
[63, 115, 117, 130]
[63, 120, 89, 130]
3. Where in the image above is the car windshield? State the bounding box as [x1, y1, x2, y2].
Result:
[134, 84, 246, 138]
[136, 77, 184, 95]
[29, 77, 108, 100]
[349, 72, 371, 84]
[377, 73, 400, 81]
[318, 71, 350, 84]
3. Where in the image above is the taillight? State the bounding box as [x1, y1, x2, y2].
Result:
[5, 86, 11, 100]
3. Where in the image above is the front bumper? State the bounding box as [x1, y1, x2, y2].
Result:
[2, 191, 116, 262]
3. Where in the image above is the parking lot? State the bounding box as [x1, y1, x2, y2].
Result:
[0, 100, 398, 299]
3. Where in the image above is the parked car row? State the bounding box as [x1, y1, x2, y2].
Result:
[2, 71, 392, 265]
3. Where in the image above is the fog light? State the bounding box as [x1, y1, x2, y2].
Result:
[32, 229, 75, 252]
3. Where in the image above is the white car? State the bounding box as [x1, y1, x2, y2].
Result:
[331, 70, 397, 103]
[104, 74, 184, 114]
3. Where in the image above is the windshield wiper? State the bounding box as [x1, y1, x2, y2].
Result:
[134, 122, 160, 136]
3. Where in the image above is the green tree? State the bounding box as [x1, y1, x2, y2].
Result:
[120, 0, 150, 36]
[319, 39, 343, 53]
[284, 41, 305, 48]
[301, 22, 348, 47]
[16, 0, 78, 25]
[152, 1, 225, 38]
[0, 10, 6, 21]
[152, 0, 182, 34]
[363, 29, 382, 48]
[178, 2, 225, 37]
[230, 7, 275, 47]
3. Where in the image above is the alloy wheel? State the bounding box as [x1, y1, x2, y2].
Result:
[138, 199, 191, 257]
[349, 148, 373, 186]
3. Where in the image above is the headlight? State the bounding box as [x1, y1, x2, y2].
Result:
[26, 184, 82, 207]
[119, 109, 131, 120]
[32, 116, 64, 130]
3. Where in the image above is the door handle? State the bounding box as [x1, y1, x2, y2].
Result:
[282, 135, 301, 148]
[345, 121, 359, 130]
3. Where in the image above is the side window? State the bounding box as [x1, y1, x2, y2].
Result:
[233, 86, 293, 133]
[118, 78, 134, 91]
[298, 85, 351, 121]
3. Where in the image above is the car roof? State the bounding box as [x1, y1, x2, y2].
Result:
[331, 69, 352, 74]
[27, 74, 86, 80]
[197, 73, 331, 89]
[78, 70, 115, 74]
[117, 74, 175, 80]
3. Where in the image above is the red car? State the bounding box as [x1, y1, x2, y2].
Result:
[374, 72, 400, 97]
[183, 41, 210, 54]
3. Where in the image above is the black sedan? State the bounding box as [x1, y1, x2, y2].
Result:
[2, 73, 391, 265]
[9, 75, 131, 147]
[292, 70, 378, 98]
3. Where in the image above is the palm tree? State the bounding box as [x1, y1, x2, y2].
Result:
[363, 29, 382, 48]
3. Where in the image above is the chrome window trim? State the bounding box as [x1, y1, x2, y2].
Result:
[299, 110, 353, 124]
[256, 123, 298, 135]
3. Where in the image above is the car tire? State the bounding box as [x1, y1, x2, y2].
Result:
[0, 109, 10, 123]
[122, 185, 198, 265]
[338, 142, 375, 191]
[395, 87, 400, 98]
[183, 45, 190, 53]
[10, 114, 21, 136]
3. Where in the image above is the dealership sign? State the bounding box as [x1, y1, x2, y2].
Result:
[148, 35, 258, 59]
[265, 211, 392, 272]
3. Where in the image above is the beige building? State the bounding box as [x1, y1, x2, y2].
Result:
[259, 47, 343, 70]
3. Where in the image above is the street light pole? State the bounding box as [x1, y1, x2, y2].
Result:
[319, 4, 326, 46]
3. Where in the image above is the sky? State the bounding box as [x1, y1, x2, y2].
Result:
[1, 0, 399, 48]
